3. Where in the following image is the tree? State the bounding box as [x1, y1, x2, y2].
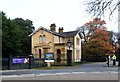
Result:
[84, 0, 119, 18]
[2, 12, 22, 57]
[82, 0, 120, 64]
[77, 18, 114, 61]
[2, 12, 35, 57]
[13, 18, 35, 56]
[83, 28, 113, 61]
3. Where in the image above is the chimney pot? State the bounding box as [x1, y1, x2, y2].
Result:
[50, 23, 56, 32]
[59, 27, 64, 33]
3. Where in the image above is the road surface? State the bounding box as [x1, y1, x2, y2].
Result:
[1, 62, 120, 80]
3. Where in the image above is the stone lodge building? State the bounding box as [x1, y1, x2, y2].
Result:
[29, 23, 82, 63]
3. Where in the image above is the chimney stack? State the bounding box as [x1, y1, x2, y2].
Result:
[50, 23, 56, 32]
[58, 27, 64, 33]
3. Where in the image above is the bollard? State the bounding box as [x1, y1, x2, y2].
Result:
[106, 56, 110, 67]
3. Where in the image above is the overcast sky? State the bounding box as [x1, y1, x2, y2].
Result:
[1, 0, 118, 32]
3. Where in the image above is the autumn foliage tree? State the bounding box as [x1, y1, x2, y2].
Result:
[79, 18, 114, 61]
[85, 29, 113, 57]
[84, 18, 107, 42]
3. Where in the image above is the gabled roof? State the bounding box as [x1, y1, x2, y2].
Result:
[29, 26, 80, 38]
[29, 26, 63, 37]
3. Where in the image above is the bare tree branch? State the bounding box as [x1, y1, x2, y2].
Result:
[84, 0, 119, 18]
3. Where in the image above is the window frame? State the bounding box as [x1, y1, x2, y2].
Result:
[40, 35, 43, 43]
[42, 35, 46, 43]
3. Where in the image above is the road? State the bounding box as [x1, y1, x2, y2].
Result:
[1, 62, 120, 80]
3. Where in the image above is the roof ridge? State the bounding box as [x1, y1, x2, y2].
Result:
[62, 30, 79, 33]
[29, 27, 80, 38]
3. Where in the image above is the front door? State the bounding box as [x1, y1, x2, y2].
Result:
[67, 50, 72, 65]
[39, 49, 41, 58]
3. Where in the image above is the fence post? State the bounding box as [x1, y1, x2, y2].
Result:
[8, 54, 12, 70]
[28, 54, 33, 69]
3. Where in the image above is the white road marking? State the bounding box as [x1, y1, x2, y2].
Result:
[72, 72, 86, 74]
[36, 73, 52, 76]
[2, 71, 119, 78]
[2, 75, 18, 78]
[55, 72, 70, 75]
[20, 74, 35, 77]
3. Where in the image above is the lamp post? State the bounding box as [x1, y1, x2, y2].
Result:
[67, 38, 72, 50]
[118, 0, 120, 66]
[67, 38, 72, 66]
[118, 38, 120, 66]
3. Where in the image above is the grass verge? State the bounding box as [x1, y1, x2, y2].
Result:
[34, 61, 88, 70]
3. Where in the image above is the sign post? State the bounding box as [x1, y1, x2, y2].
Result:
[45, 52, 54, 67]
